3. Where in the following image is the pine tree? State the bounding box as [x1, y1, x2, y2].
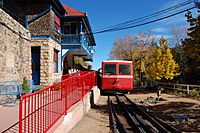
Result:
[183, 11, 200, 65]
[182, 11, 200, 84]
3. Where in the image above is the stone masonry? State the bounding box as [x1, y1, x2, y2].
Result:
[0, 9, 31, 83]
[31, 38, 61, 85]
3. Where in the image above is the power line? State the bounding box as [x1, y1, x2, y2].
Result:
[95, 0, 194, 32]
[93, 0, 196, 35]
[93, 6, 196, 35]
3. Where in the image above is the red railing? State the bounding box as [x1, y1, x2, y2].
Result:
[19, 71, 96, 133]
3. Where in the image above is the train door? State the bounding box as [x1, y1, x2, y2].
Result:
[118, 63, 133, 90]
[102, 63, 117, 90]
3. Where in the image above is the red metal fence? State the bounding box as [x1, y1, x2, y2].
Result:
[19, 71, 96, 133]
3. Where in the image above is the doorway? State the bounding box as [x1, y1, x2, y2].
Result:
[31, 47, 40, 85]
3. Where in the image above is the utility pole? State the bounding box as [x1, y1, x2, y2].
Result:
[139, 52, 142, 87]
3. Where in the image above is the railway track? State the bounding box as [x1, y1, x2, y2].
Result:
[108, 94, 179, 133]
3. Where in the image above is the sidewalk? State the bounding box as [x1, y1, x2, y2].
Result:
[0, 97, 19, 132]
[69, 96, 110, 133]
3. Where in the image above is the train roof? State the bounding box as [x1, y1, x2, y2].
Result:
[102, 60, 132, 63]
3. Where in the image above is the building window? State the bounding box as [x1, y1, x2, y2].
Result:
[63, 22, 80, 34]
[54, 49, 59, 73]
[54, 14, 61, 33]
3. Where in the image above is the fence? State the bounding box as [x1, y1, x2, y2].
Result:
[159, 83, 200, 94]
[19, 71, 96, 133]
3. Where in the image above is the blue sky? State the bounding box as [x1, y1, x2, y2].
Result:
[61, 0, 197, 70]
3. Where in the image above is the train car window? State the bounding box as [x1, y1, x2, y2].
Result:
[104, 64, 116, 75]
[119, 64, 130, 75]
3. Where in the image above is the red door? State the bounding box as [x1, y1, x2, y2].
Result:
[102, 63, 117, 90]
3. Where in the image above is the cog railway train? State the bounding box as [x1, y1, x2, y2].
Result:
[99, 60, 133, 94]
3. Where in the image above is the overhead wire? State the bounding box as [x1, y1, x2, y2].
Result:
[92, 0, 196, 35]
[94, 6, 196, 34]
[95, 0, 194, 32]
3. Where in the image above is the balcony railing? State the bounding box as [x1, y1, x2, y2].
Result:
[61, 34, 94, 57]
[61, 34, 81, 44]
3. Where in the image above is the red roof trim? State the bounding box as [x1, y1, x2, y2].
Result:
[62, 4, 86, 16]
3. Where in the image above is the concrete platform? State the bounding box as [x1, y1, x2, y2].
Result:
[69, 95, 110, 133]
[49, 86, 110, 133]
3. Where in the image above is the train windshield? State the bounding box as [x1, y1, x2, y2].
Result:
[104, 64, 116, 75]
[119, 64, 130, 75]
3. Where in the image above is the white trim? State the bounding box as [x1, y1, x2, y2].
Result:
[103, 60, 132, 63]
[62, 49, 69, 56]
[103, 75, 133, 78]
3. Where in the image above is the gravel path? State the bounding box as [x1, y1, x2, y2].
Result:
[69, 96, 110, 133]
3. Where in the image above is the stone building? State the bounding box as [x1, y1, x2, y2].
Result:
[0, 0, 96, 86]
[0, 9, 31, 83]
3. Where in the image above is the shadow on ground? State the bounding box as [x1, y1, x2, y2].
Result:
[149, 101, 200, 132]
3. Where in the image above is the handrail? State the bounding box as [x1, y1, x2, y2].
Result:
[19, 71, 96, 133]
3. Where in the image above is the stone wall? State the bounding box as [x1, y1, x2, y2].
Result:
[0, 9, 31, 83]
[29, 10, 61, 41]
[31, 38, 62, 85]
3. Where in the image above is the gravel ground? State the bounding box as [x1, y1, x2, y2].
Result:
[127, 92, 200, 132]
[69, 92, 200, 133]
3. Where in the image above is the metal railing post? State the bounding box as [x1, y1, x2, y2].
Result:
[19, 98, 23, 133]
[82, 76, 84, 99]
[65, 80, 68, 114]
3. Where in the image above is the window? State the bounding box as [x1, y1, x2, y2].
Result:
[119, 64, 130, 75]
[104, 64, 116, 75]
[63, 22, 80, 34]
[54, 49, 59, 73]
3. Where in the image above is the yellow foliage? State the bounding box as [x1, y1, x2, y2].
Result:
[146, 36, 180, 80]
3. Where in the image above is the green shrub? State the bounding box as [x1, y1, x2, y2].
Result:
[22, 77, 29, 91]
[178, 91, 184, 96]
[38, 85, 47, 90]
[189, 89, 199, 97]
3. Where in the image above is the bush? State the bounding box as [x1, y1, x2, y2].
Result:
[22, 77, 29, 91]
[189, 89, 199, 97]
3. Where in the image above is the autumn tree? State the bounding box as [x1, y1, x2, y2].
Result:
[109, 32, 157, 81]
[146, 36, 180, 80]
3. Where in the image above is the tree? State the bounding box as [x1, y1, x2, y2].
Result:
[170, 25, 188, 68]
[183, 11, 200, 65]
[109, 34, 137, 61]
[182, 11, 200, 84]
[170, 25, 187, 46]
[109, 32, 157, 81]
[146, 36, 180, 80]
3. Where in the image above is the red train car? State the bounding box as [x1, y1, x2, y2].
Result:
[101, 60, 133, 93]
